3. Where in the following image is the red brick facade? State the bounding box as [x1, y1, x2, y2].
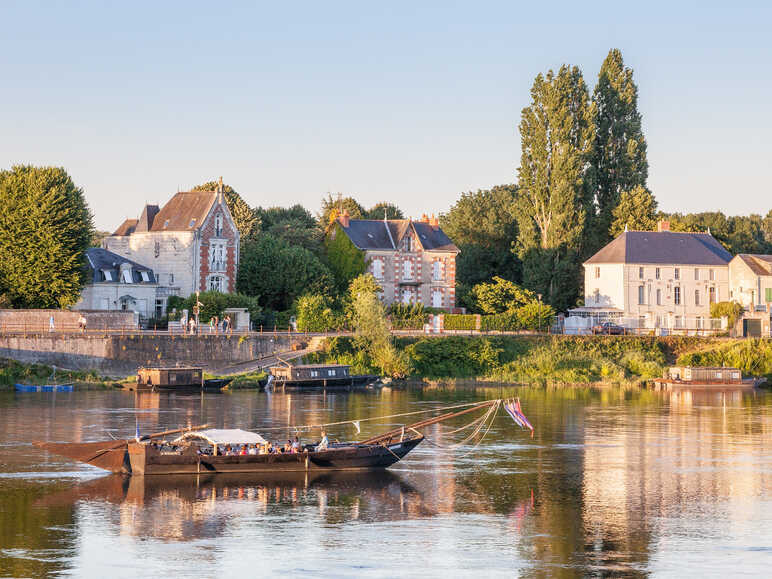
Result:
[198, 204, 238, 293]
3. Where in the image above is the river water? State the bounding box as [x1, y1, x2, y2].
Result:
[1, 385, 771, 578]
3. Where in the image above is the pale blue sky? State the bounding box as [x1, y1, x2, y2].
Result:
[1, 1, 770, 230]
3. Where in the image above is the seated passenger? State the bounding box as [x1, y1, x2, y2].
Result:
[240, 445, 248, 455]
[248, 444, 257, 455]
[259, 444, 268, 455]
[316, 430, 329, 451]
[291, 437, 300, 453]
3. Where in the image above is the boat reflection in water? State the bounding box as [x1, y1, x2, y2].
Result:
[38, 470, 434, 542]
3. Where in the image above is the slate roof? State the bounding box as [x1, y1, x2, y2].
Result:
[148, 191, 217, 232]
[734, 254, 772, 276]
[85, 248, 156, 284]
[113, 219, 138, 236]
[339, 219, 459, 252]
[585, 231, 732, 265]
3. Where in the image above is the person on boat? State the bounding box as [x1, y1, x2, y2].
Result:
[291, 437, 300, 453]
[248, 444, 257, 455]
[239, 445, 248, 455]
[259, 444, 268, 455]
[317, 430, 329, 451]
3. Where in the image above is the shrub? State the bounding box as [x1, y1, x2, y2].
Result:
[444, 314, 477, 331]
[296, 294, 338, 332]
[710, 301, 744, 328]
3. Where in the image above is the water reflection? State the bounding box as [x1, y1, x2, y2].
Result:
[1, 386, 772, 577]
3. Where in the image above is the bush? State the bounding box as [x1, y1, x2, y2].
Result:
[296, 294, 339, 332]
[710, 301, 744, 328]
[388, 303, 428, 330]
[444, 314, 477, 331]
[167, 292, 262, 324]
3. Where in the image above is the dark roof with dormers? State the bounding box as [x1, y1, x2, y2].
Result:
[585, 231, 732, 265]
[85, 248, 156, 284]
[113, 219, 138, 236]
[338, 219, 459, 252]
[733, 254, 772, 276]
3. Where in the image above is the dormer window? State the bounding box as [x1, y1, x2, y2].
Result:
[404, 236, 412, 252]
[121, 269, 133, 284]
[101, 269, 113, 282]
[163, 219, 170, 228]
[189, 218, 197, 228]
[140, 271, 151, 283]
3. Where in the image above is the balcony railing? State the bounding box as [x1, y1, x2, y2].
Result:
[210, 260, 226, 272]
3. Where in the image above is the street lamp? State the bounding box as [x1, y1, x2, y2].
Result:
[537, 294, 542, 333]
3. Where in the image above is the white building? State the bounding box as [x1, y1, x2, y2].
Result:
[103, 179, 240, 314]
[572, 222, 732, 332]
[728, 254, 772, 337]
[74, 248, 159, 318]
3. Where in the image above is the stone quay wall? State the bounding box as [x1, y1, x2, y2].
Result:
[0, 333, 293, 376]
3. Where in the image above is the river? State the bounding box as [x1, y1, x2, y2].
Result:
[1, 385, 771, 578]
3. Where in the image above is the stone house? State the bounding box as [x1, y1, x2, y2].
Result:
[332, 211, 459, 309]
[103, 179, 240, 314]
[728, 254, 772, 336]
[74, 248, 159, 318]
[574, 221, 732, 331]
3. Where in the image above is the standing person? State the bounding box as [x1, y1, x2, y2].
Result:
[78, 314, 87, 333]
[188, 317, 196, 335]
[226, 315, 233, 335]
[213, 315, 219, 335]
[49, 315, 55, 333]
[209, 317, 215, 334]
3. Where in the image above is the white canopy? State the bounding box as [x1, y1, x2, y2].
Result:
[173, 428, 268, 446]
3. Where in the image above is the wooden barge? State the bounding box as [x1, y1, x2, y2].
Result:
[652, 366, 765, 389]
[34, 401, 499, 476]
[269, 363, 379, 388]
[127, 367, 231, 392]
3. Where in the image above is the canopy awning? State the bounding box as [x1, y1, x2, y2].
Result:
[173, 428, 267, 446]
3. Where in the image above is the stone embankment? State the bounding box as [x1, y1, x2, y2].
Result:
[0, 333, 294, 376]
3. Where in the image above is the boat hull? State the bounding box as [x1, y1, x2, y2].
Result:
[129, 438, 423, 476]
[15, 383, 74, 392]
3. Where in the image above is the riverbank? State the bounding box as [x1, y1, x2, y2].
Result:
[305, 335, 772, 386]
[0, 358, 118, 391]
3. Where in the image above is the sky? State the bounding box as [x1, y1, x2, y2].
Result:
[1, 0, 770, 231]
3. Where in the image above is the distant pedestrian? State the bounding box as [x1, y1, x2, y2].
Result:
[225, 315, 232, 334]
[78, 315, 87, 333]
[213, 316, 219, 335]
[209, 317, 215, 334]
[188, 317, 196, 335]
[49, 315, 55, 333]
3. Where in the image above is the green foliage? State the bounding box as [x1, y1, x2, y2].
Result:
[677, 339, 772, 379]
[469, 276, 536, 314]
[351, 289, 410, 378]
[296, 294, 339, 332]
[388, 302, 430, 330]
[325, 223, 367, 293]
[440, 185, 521, 292]
[364, 202, 404, 219]
[479, 302, 555, 331]
[319, 193, 365, 231]
[515, 66, 595, 311]
[170, 291, 261, 324]
[444, 314, 478, 331]
[589, 49, 649, 248]
[238, 234, 333, 311]
[0, 165, 94, 308]
[710, 301, 744, 327]
[191, 181, 260, 240]
[0, 357, 106, 389]
[257, 204, 322, 254]
[610, 185, 658, 236]
[662, 211, 772, 255]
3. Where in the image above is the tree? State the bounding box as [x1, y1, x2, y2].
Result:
[237, 234, 333, 311]
[469, 276, 537, 314]
[191, 181, 260, 240]
[168, 291, 261, 324]
[257, 204, 322, 254]
[364, 202, 404, 220]
[662, 211, 772, 254]
[440, 185, 521, 298]
[589, 49, 648, 247]
[515, 65, 595, 311]
[609, 185, 658, 236]
[325, 222, 367, 293]
[0, 165, 94, 308]
[351, 288, 410, 379]
[296, 294, 338, 331]
[319, 193, 365, 231]
[764, 209, 772, 245]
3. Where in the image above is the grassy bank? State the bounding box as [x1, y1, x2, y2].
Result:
[305, 335, 772, 386]
[0, 358, 117, 390]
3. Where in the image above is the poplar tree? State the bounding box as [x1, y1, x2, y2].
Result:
[590, 49, 648, 247]
[515, 65, 595, 311]
[0, 165, 94, 308]
[609, 185, 657, 236]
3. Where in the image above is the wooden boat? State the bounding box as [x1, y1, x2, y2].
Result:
[651, 366, 766, 389]
[268, 363, 379, 389]
[34, 401, 499, 476]
[15, 383, 74, 393]
[127, 366, 231, 392]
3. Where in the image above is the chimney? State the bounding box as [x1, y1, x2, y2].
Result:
[430, 214, 439, 231]
[217, 176, 224, 203]
[421, 213, 429, 223]
[339, 209, 350, 228]
[657, 220, 670, 232]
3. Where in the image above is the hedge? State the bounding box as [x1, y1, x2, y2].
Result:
[444, 314, 477, 331]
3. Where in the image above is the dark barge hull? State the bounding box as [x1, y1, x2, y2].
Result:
[272, 375, 380, 389]
[124, 378, 232, 392]
[35, 437, 423, 476]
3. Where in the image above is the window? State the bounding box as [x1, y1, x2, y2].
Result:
[655, 268, 660, 280]
[404, 236, 412, 252]
[674, 268, 680, 280]
[208, 275, 224, 292]
[372, 259, 384, 279]
[154, 241, 160, 258]
[709, 269, 715, 281]
[169, 273, 174, 285]
[593, 288, 600, 304]
[122, 269, 133, 284]
[696, 317, 703, 329]
[694, 289, 700, 306]
[328, 369, 335, 377]
[432, 289, 443, 308]
[140, 270, 151, 283]
[766, 288, 772, 302]
[310, 370, 318, 378]
[163, 219, 170, 229]
[709, 286, 716, 303]
[656, 289, 661, 305]
[101, 269, 113, 282]
[638, 267, 643, 279]
[210, 243, 226, 272]
[674, 286, 681, 305]
[215, 214, 223, 237]
[675, 315, 683, 328]
[694, 268, 700, 281]
[403, 260, 414, 280]
[189, 218, 197, 228]
[433, 261, 444, 281]
[638, 285, 645, 305]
